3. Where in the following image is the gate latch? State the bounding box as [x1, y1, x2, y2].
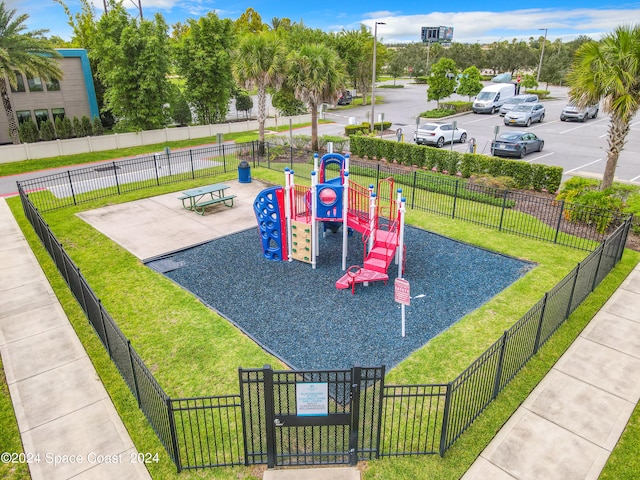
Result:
[274, 418, 285, 426]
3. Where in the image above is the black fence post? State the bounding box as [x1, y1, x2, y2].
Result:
[411, 171, 417, 210]
[98, 300, 112, 358]
[153, 154, 160, 186]
[262, 365, 276, 469]
[166, 397, 182, 473]
[492, 331, 509, 399]
[113, 161, 121, 195]
[451, 180, 459, 219]
[439, 383, 453, 456]
[554, 199, 565, 244]
[591, 242, 606, 291]
[348, 366, 362, 466]
[189, 149, 195, 179]
[67, 170, 78, 206]
[289, 146, 293, 170]
[498, 190, 508, 231]
[128, 340, 141, 408]
[565, 264, 580, 319]
[533, 293, 549, 354]
[222, 144, 227, 173]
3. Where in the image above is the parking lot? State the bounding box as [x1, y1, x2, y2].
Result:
[326, 81, 640, 185]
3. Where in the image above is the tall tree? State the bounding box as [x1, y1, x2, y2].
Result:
[287, 43, 346, 152]
[0, 1, 62, 144]
[426, 58, 458, 108]
[567, 25, 640, 189]
[173, 13, 236, 125]
[94, 5, 171, 130]
[233, 31, 285, 148]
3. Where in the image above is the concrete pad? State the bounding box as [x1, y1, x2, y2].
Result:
[523, 370, 634, 450]
[0, 302, 68, 344]
[0, 280, 57, 319]
[9, 358, 108, 431]
[461, 456, 517, 480]
[77, 180, 271, 260]
[581, 311, 640, 358]
[554, 337, 640, 403]
[601, 289, 640, 323]
[0, 232, 29, 252]
[481, 409, 610, 480]
[20, 400, 150, 480]
[263, 467, 361, 480]
[1, 324, 88, 384]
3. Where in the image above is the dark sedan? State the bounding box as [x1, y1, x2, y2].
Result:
[491, 131, 544, 159]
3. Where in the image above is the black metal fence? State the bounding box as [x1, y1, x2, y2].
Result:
[16, 145, 632, 472]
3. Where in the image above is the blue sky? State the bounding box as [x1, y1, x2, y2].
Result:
[14, 0, 640, 44]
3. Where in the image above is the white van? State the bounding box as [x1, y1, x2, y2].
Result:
[473, 84, 516, 114]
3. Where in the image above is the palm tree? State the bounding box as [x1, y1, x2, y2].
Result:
[233, 31, 285, 150]
[287, 43, 346, 152]
[0, 1, 62, 144]
[566, 24, 640, 190]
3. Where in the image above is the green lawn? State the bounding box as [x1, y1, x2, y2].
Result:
[3, 168, 639, 479]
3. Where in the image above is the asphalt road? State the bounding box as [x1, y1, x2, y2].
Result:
[2, 81, 638, 196]
[324, 80, 640, 185]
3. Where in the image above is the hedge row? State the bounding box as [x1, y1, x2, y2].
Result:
[345, 121, 393, 135]
[349, 136, 563, 193]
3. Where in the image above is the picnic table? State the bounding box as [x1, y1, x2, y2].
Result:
[179, 183, 236, 215]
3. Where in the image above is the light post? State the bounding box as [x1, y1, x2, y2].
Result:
[536, 28, 548, 84]
[370, 21, 385, 132]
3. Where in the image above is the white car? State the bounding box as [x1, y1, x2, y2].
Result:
[560, 102, 599, 122]
[414, 123, 468, 148]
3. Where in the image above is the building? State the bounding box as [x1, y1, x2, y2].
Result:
[0, 48, 99, 145]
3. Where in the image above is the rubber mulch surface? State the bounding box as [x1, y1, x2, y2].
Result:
[148, 226, 533, 370]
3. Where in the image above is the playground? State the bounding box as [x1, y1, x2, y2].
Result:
[147, 153, 534, 370]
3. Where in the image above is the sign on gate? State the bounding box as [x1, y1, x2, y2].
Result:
[296, 383, 328, 416]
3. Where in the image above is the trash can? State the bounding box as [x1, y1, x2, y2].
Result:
[238, 161, 251, 183]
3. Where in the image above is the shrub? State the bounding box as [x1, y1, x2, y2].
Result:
[19, 119, 40, 143]
[421, 109, 455, 118]
[440, 101, 473, 113]
[81, 115, 93, 136]
[92, 117, 104, 136]
[415, 76, 429, 84]
[525, 89, 551, 100]
[469, 174, 516, 191]
[40, 119, 56, 141]
[72, 116, 82, 137]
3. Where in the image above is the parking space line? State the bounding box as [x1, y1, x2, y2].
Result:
[565, 158, 603, 173]
[527, 152, 555, 163]
[631, 174, 640, 182]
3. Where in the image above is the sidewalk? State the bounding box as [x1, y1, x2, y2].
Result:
[1, 189, 639, 480]
[0, 197, 151, 480]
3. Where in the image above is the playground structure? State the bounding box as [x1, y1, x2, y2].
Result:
[253, 152, 407, 293]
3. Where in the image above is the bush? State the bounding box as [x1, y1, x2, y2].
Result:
[72, 116, 82, 137]
[92, 117, 104, 136]
[40, 120, 56, 141]
[81, 115, 93, 136]
[421, 109, 455, 118]
[58, 117, 74, 139]
[19, 119, 39, 143]
[415, 76, 429, 84]
[525, 89, 551, 100]
[440, 101, 473, 113]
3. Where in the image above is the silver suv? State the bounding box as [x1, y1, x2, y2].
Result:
[560, 102, 599, 122]
[499, 94, 539, 116]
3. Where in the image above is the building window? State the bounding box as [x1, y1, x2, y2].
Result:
[46, 78, 61, 91]
[27, 77, 43, 92]
[16, 110, 32, 124]
[34, 109, 50, 127]
[51, 108, 65, 121]
[10, 73, 26, 93]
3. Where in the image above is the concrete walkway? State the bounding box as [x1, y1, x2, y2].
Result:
[1, 182, 639, 479]
[0, 198, 151, 480]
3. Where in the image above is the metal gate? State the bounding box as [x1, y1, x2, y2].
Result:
[239, 365, 385, 467]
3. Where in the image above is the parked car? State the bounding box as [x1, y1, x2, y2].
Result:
[337, 91, 352, 105]
[414, 122, 468, 148]
[560, 102, 599, 122]
[491, 131, 544, 159]
[499, 94, 539, 116]
[504, 103, 546, 127]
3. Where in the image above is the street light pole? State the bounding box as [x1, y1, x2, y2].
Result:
[536, 28, 548, 84]
[370, 21, 385, 132]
